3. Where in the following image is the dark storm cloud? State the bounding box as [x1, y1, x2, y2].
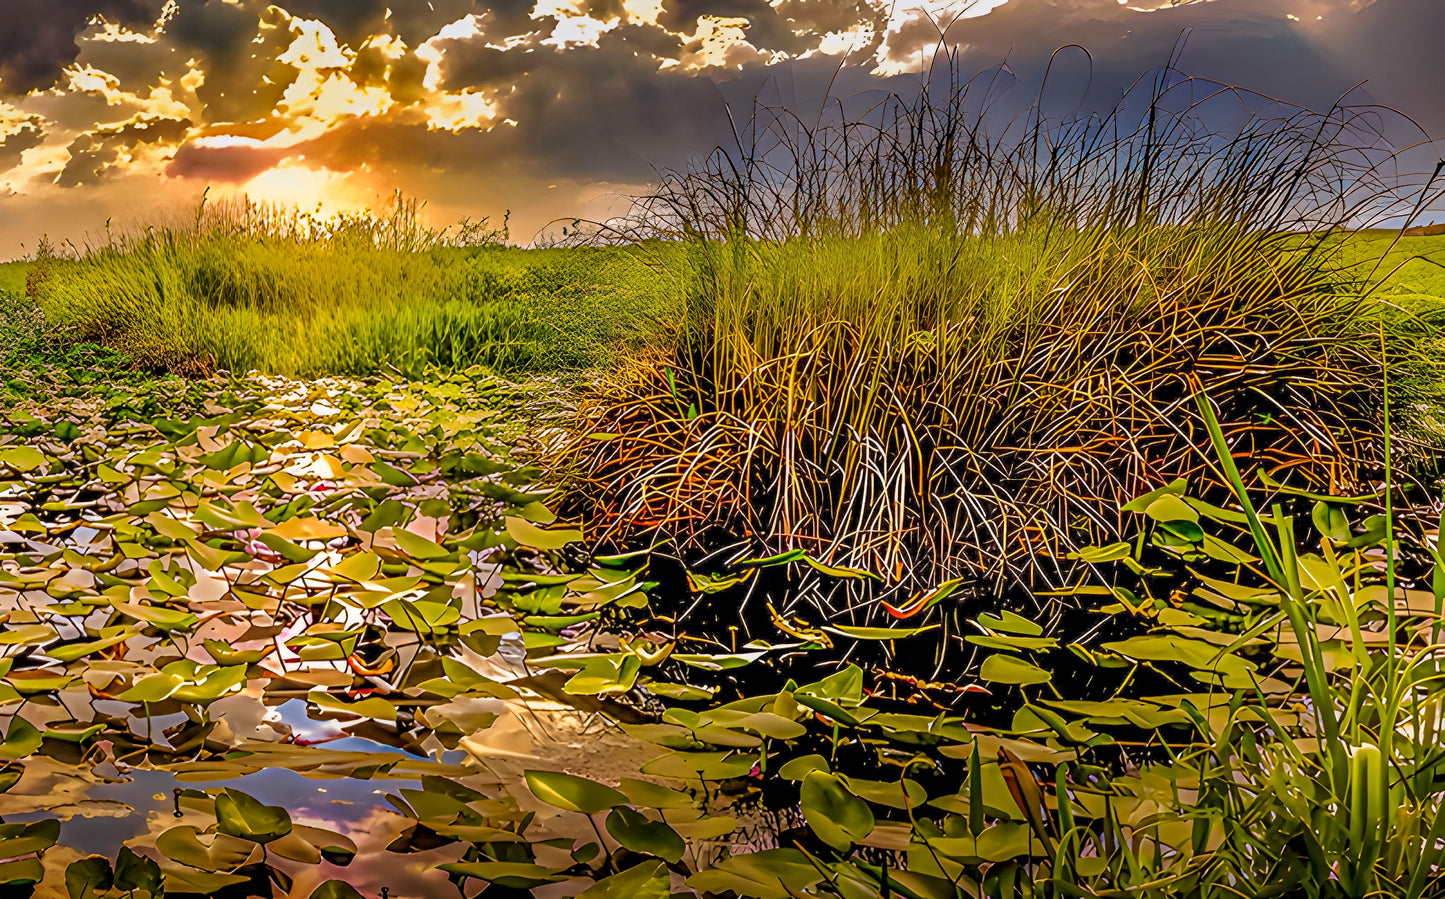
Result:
[294, 43, 790, 184]
[658, 0, 813, 53]
[0, 120, 45, 173]
[56, 114, 190, 186]
[6, 0, 1445, 255]
[293, 46, 913, 194]
[167, 1, 301, 124]
[434, 41, 540, 93]
[1322, 0, 1445, 138]
[926, 0, 1347, 113]
[166, 141, 287, 182]
[268, 0, 390, 47]
[268, 0, 541, 49]
[0, 0, 167, 95]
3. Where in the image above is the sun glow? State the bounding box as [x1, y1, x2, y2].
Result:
[235, 162, 361, 213]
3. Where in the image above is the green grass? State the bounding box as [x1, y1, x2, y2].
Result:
[0, 260, 27, 298]
[29, 198, 671, 378]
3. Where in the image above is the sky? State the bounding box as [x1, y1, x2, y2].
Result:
[0, 0, 1441, 255]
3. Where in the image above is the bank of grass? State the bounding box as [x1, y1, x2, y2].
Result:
[563, 64, 1445, 607]
[29, 197, 673, 377]
[0, 260, 26, 298]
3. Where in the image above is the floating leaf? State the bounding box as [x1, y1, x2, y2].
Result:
[687, 849, 825, 899]
[65, 856, 114, 899]
[979, 654, 1051, 686]
[1121, 478, 1188, 512]
[976, 610, 1043, 636]
[0, 446, 47, 472]
[0, 857, 43, 887]
[505, 517, 582, 550]
[525, 770, 628, 814]
[578, 860, 670, 899]
[439, 861, 566, 890]
[1144, 494, 1200, 523]
[824, 624, 940, 640]
[111, 601, 199, 633]
[802, 555, 881, 581]
[308, 881, 366, 899]
[800, 770, 874, 851]
[605, 807, 686, 863]
[0, 717, 42, 760]
[392, 527, 451, 560]
[215, 788, 293, 843]
[1069, 542, 1133, 563]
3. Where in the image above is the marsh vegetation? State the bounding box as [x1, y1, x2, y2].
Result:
[5, 57, 1445, 899]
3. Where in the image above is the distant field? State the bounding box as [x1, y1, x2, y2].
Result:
[28, 237, 676, 377]
[1342, 231, 1445, 302]
[0, 261, 26, 297]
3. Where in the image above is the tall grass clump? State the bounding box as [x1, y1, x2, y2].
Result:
[32, 193, 664, 377]
[563, 56, 1444, 613]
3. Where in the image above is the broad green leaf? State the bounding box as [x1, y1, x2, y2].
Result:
[215, 788, 293, 843]
[1100, 635, 1255, 680]
[159, 868, 251, 894]
[1121, 478, 1187, 513]
[392, 528, 451, 560]
[618, 777, 694, 810]
[687, 848, 826, 899]
[65, 856, 114, 899]
[0, 446, 47, 473]
[112, 601, 199, 633]
[525, 770, 628, 814]
[49, 625, 145, 663]
[979, 654, 1051, 685]
[802, 555, 881, 581]
[0, 819, 60, 858]
[1199, 532, 1259, 565]
[966, 634, 1058, 652]
[1069, 542, 1132, 563]
[155, 826, 256, 871]
[578, 860, 670, 899]
[800, 770, 874, 850]
[0, 857, 43, 886]
[1312, 500, 1353, 544]
[255, 532, 319, 563]
[114, 847, 162, 894]
[605, 807, 686, 863]
[117, 673, 184, 703]
[308, 881, 367, 899]
[737, 548, 807, 567]
[824, 624, 940, 640]
[976, 610, 1043, 636]
[505, 517, 582, 550]
[1159, 519, 1205, 543]
[1144, 494, 1200, 523]
[268, 517, 346, 542]
[380, 598, 460, 634]
[0, 717, 42, 760]
[563, 655, 641, 696]
[438, 862, 565, 889]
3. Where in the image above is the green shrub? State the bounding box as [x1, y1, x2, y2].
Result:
[562, 61, 1442, 605]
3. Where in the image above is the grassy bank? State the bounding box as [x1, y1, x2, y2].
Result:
[26, 197, 673, 377]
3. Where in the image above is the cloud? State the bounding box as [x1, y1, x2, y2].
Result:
[166, 137, 287, 183]
[0, 0, 167, 96]
[0, 119, 45, 172]
[1, 0, 1443, 257]
[55, 113, 190, 186]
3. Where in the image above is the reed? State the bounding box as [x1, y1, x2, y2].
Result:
[562, 57, 1444, 610]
